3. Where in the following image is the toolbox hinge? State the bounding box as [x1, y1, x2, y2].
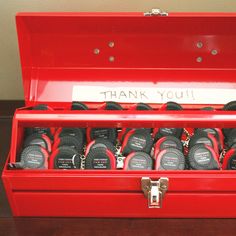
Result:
[141, 177, 169, 208]
[144, 8, 168, 17]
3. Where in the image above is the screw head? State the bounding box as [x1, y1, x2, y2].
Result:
[196, 42, 203, 48]
[196, 56, 203, 63]
[211, 49, 218, 55]
[94, 48, 100, 55]
[109, 56, 115, 62]
[109, 41, 115, 48]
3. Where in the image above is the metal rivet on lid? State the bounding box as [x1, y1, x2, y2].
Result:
[108, 42, 115, 48]
[211, 49, 218, 55]
[94, 48, 100, 55]
[196, 57, 202, 63]
[109, 56, 115, 62]
[196, 42, 203, 48]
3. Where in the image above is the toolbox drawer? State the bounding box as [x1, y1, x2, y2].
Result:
[11, 192, 236, 217]
[3, 168, 236, 217]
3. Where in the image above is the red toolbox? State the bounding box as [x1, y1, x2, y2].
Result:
[2, 10, 236, 217]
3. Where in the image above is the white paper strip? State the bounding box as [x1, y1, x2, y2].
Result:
[72, 85, 236, 104]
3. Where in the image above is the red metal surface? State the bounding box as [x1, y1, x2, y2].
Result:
[16, 12, 236, 107]
[9, 193, 236, 217]
[9, 109, 236, 163]
[3, 164, 236, 217]
[3, 12, 236, 217]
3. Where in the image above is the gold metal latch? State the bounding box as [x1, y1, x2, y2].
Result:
[141, 177, 169, 208]
[144, 9, 168, 17]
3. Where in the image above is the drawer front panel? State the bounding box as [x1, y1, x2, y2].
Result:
[12, 192, 236, 217]
[6, 171, 236, 192]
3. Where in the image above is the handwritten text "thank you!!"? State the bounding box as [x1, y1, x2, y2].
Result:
[72, 85, 236, 104]
[99, 89, 195, 102]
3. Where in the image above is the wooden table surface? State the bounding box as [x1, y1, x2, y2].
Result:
[1, 101, 236, 236]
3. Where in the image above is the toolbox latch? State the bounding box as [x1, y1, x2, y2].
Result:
[141, 177, 169, 208]
[144, 9, 168, 17]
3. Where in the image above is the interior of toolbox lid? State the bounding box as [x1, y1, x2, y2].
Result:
[16, 13, 236, 106]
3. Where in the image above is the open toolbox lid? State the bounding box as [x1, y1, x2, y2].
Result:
[16, 11, 236, 107]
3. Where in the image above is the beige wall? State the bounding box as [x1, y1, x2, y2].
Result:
[1, 0, 236, 100]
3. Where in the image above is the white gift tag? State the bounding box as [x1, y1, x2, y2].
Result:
[72, 85, 236, 104]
